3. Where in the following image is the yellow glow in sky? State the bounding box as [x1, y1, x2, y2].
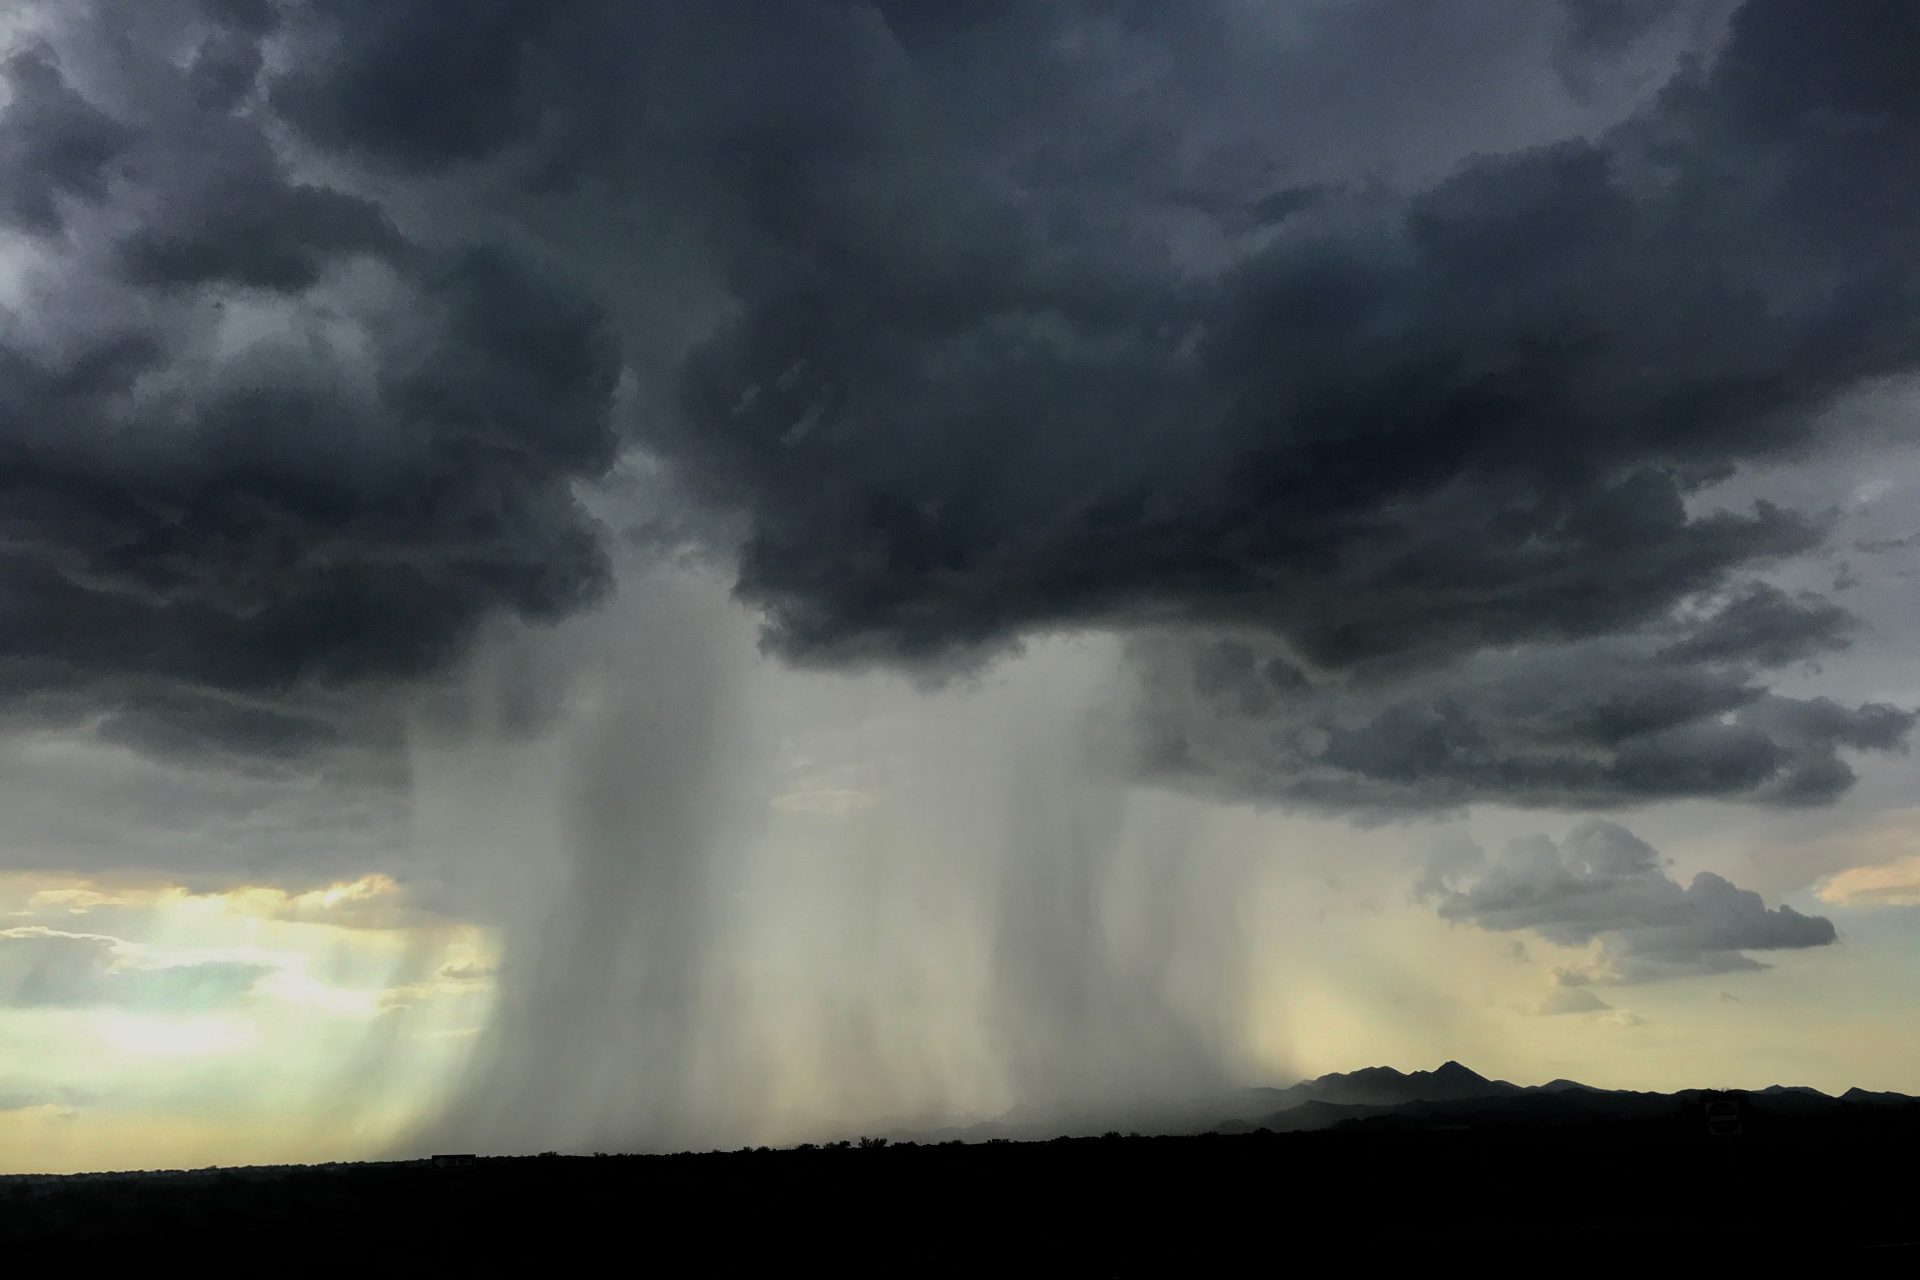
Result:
[0, 871, 497, 1174]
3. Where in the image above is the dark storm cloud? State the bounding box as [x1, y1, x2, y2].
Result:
[195, 0, 278, 37]
[0, 47, 132, 235]
[1553, 0, 1715, 91]
[1424, 820, 1836, 983]
[0, 0, 1914, 815]
[1657, 583, 1854, 667]
[632, 0, 1915, 809]
[113, 159, 398, 292]
[270, 0, 559, 169]
[0, 3, 620, 757]
[1130, 576, 1910, 814]
[0, 237, 617, 693]
[659, 0, 1918, 682]
[1560, 0, 1688, 56]
[1127, 564, 1910, 812]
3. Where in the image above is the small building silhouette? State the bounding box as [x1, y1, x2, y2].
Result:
[431, 1153, 477, 1168]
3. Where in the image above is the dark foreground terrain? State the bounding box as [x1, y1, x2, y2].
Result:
[5, 1095, 1918, 1267]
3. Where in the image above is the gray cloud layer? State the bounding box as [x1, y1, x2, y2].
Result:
[1425, 819, 1837, 982]
[0, 0, 1914, 814]
[0, 926, 268, 1010]
[1132, 581, 1909, 812]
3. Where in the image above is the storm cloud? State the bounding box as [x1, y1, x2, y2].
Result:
[653, 0, 1918, 681]
[0, 1, 619, 761]
[4, 0, 1918, 1168]
[1130, 580, 1911, 812]
[0, 0, 1914, 815]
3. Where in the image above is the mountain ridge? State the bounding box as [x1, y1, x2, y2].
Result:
[885, 1063, 1918, 1145]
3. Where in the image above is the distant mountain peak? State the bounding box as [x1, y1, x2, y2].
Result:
[1265, 1060, 1515, 1111]
[1430, 1060, 1484, 1081]
[1537, 1078, 1599, 1094]
[1334, 1065, 1406, 1081]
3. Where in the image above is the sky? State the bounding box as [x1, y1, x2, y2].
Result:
[1, 0, 1917, 1173]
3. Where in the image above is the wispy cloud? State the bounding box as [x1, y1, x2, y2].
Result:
[1819, 855, 1920, 907]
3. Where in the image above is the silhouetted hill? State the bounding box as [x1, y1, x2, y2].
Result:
[1215, 1068, 1916, 1136]
[892, 1062, 1918, 1145]
[1537, 1077, 1604, 1093]
[910, 1060, 1514, 1142]
[1265, 1058, 1523, 1107]
[877, 1062, 1915, 1146]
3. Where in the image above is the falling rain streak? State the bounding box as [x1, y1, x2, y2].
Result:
[406, 559, 1271, 1153]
